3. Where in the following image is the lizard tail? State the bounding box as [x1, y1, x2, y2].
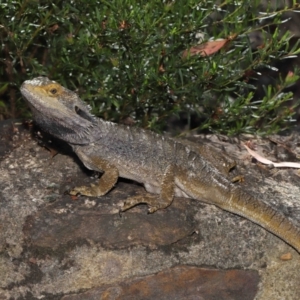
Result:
[176, 171, 300, 252]
[225, 186, 300, 253]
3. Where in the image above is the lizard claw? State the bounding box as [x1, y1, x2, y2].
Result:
[118, 209, 123, 218]
[69, 189, 81, 196]
[147, 206, 158, 214]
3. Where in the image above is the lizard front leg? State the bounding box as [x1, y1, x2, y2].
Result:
[70, 150, 119, 197]
[122, 165, 175, 213]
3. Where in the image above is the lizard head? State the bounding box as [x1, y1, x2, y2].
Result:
[21, 76, 101, 145]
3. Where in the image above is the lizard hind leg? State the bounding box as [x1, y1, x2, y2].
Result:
[122, 165, 175, 213]
[121, 193, 163, 213]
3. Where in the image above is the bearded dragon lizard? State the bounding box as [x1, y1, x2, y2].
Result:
[20, 77, 300, 253]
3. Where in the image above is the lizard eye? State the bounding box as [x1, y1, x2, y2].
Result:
[49, 88, 57, 94]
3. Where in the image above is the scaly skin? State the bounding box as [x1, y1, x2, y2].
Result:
[21, 77, 300, 253]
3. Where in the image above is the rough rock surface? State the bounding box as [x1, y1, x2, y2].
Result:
[1, 120, 300, 299]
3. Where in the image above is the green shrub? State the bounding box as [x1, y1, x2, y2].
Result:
[1, 0, 299, 134]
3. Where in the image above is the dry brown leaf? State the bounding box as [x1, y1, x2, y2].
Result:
[182, 39, 229, 58]
[280, 252, 292, 261]
[244, 144, 300, 169]
[70, 194, 79, 201]
[49, 24, 59, 34]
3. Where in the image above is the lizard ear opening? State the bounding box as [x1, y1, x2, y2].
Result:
[75, 105, 94, 122]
